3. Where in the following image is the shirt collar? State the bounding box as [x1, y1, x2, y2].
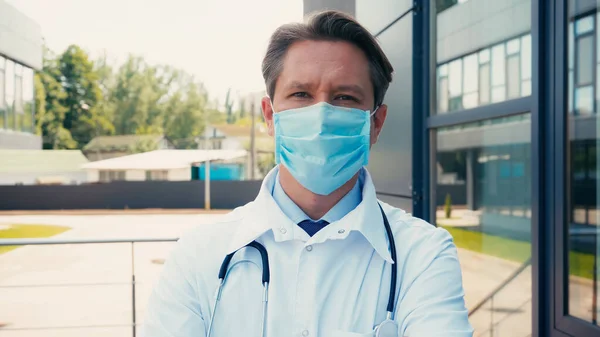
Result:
[227, 166, 394, 264]
[272, 170, 362, 224]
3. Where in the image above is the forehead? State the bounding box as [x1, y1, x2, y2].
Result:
[277, 40, 372, 91]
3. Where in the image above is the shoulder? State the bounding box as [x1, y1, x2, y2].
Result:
[168, 203, 253, 270]
[379, 201, 458, 271]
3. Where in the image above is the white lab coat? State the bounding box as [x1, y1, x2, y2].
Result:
[141, 167, 473, 337]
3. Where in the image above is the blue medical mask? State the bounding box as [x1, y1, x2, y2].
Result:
[273, 101, 376, 195]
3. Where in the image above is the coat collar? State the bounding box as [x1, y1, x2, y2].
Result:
[227, 166, 393, 264]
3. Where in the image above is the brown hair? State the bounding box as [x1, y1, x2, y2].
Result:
[262, 10, 394, 109]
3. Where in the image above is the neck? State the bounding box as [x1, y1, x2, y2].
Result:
[278, 165, 359, 220]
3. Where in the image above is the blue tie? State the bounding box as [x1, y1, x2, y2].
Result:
[297, 219, 329, 237]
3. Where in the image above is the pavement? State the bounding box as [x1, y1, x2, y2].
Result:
[0, 212, 596, 337]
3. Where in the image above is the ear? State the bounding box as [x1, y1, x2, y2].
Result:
[261, 96, 275, 136]
[370, 104, 388, 146]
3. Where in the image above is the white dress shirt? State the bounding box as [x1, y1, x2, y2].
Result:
[141, 166, 473, 337]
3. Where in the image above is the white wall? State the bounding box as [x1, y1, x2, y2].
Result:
[0, 171, 88, 185]
[168, 168, 190, 181]
[126, 170, 146, 181]
[222, 138, 242, 150]
[0, 0, 43, 69]
[87, 170, 99, 183]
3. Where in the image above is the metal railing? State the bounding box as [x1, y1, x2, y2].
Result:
[0, 237, 179, 336]
[468, 257, 532, 337]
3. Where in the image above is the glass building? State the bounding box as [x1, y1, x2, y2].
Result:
[302, 0, 599, 336]
[0, 0, 42, 149]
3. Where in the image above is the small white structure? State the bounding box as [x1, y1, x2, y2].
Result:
[0, 150, 89, 185]
[82, 149, 247, 182]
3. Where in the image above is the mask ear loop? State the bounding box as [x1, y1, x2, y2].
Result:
[369, 105, 380, 118]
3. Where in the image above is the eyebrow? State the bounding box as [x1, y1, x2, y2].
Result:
[284, 81, 311, 91]
[283, 82, 366, 96]
[335, 84, 366, 96]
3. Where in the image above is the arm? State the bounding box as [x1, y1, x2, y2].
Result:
[141, 239, 206, 337]
[397, 228, 473, 337]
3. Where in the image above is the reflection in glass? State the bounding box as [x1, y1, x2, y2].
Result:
[436, 33, 532, 112]
[479, 63, 491, 105]
[577, 35, 594, 86]
[439, 77, 449, 113]
[491, 45, 506, 81]
[507, 38, 520, 55]
[507, 55, 521, 99]
[435, 114, 532, 336]
[5, 60, 14, 130]
[23, 67, 34, 133]
[0, 58, 4, 129]
[575, 86, 594, 115]
[521, 35, 532, 96]
[576, 16, 594, 35]
[567, 1, 600, 326]
[463, 55, 478, 109]
[449, 59, 463, 98]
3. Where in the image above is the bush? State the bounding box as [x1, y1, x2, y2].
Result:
[444, 194, 452, 219]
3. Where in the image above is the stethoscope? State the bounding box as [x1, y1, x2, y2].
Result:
[207, 204, 398, 337]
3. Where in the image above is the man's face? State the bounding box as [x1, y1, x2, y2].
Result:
[262, 40, 387, 147]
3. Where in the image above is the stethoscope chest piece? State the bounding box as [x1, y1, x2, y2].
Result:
[374, 319, 398, 337]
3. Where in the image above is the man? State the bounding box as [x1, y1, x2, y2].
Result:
[142, 10, 473, 337]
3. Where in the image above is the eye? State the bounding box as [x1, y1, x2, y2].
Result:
[291, 92, 310, 98]
[335, 95, 359, 102]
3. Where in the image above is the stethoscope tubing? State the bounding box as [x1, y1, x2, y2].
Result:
[207, 203, 397, 337]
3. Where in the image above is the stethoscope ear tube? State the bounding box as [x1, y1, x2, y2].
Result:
[218, 241, 270, 284]
[378, 203, 397, 317]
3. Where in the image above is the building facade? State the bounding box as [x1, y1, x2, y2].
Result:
[304, 0, 599, 336]
[0, 0, 42, 149]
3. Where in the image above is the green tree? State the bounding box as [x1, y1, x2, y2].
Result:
[33, 73, 46, 136]
[225, 88, 235, 124]
[58, 45, 113, 147]
[37, 48, 77, 149]
[444, 194, 453, 219]
[164, 81, 208, 149]
[108, 56, 177, 135]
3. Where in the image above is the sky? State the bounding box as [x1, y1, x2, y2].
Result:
[7, 0, 303, 104]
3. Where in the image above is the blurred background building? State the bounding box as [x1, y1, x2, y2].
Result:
[0, 0, 42, 149]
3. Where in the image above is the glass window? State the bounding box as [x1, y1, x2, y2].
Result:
[479, 63, 491, 105]
[463, 54, 478, 94]
[439, 77, 449, 113]
[491, 44, 506, 87]
[22, 67, 34, 133]
[5, 60, 15, 130]
[507, 38, 521, 55]
[521, 34, 532, 96]
[575, 86, 594, 115]
[439, 64, 448, 77]
[0, 70, 4, 109]
[449, 59, 463, 98]
[567, 3, 600, 327]
[575, 16, 594, 35]
[597, 64, 600, 110]
[576, 35, 594, 85]
[15, 76, 23, 113]
[434, 114, 532, 336]
[479, 49, 490, 64]
[507, 54, 521, 99]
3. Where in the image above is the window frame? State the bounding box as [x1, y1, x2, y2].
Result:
[414, 0, 575, 336]
[552, 1, 600, 336]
